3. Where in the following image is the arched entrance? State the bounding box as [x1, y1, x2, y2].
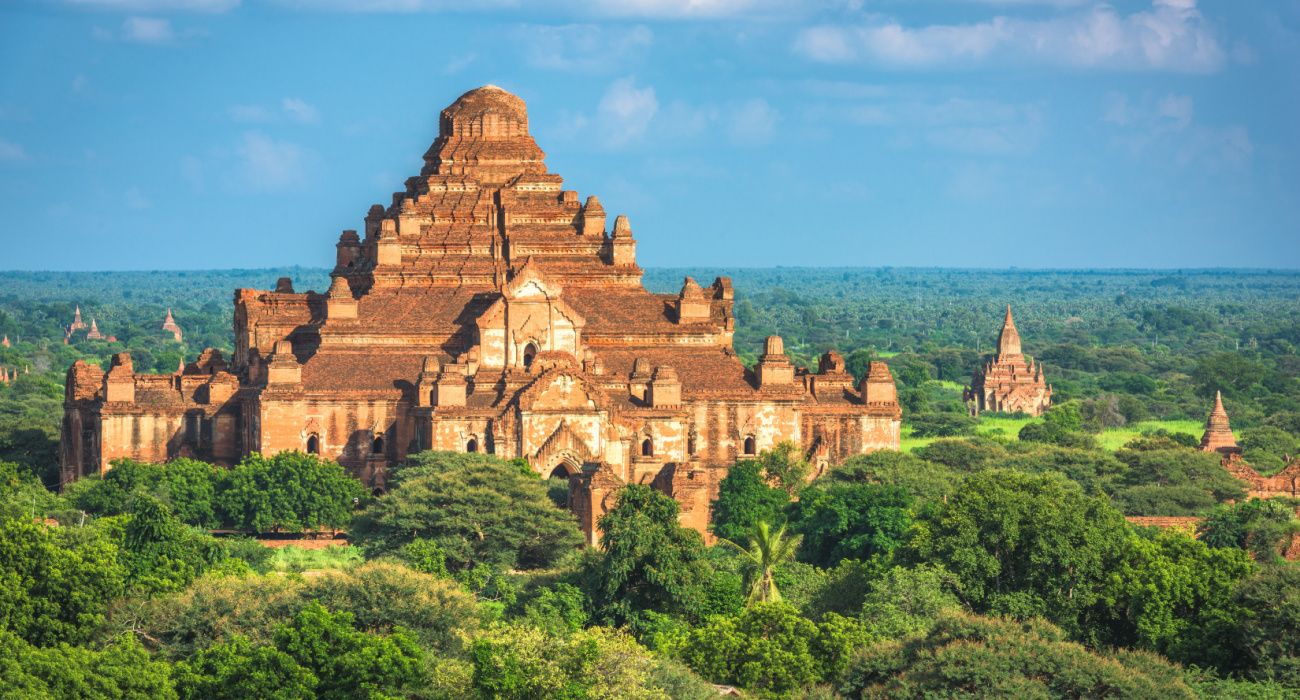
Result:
[523, 342, 537, 369]
[306, 434, 320, 454]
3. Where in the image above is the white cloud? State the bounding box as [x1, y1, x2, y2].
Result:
[0, 139, 29, 162]
[65, 0, 239, 11]
[267, 0, 793, 17]
[1156, 93, 1193, 130]
[124, 187, 152, 210]
[443, 53, 477, 75]
[267, 0, 515, 10]
[836, 96, 1045, 156]
[236, 132, 309, 190]
[120, 16, 174, 43]
[1102, 92, 1252, 169]
[794, 0, 1228, 73]
[517, 24, 653, 73]
[280, 97, 319, 124]
[597, 77, 658, 147]
[228, 104, 272, 122]
[228, 98, 319, 125]
[728, 98, 778, 146]
[577, 0, 774, 19]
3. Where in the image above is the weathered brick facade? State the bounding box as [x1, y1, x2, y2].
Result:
[61, 86, 902, 541]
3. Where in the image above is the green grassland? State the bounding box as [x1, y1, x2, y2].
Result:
[899, 381, 1205, 453]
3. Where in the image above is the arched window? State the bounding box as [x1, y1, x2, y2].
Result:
[466, 438, 478, 453]
[306, 434, 320, 454]
[371, 436, 384, 454]
[523, 342, 537, 369]
[641, 438, 653, 457]
[743, 436, 756, 455]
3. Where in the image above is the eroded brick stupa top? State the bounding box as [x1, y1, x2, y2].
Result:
[423, 85, 547, 187]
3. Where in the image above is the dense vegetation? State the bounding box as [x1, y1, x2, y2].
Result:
[0, 267, 1297, 697]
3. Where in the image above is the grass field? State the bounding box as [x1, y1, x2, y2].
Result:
[1096, 420, 1204, 450]
[900, 412, 1203, 454]
[263, 544, 363, 573]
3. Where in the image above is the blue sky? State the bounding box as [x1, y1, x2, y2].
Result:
[1, 0, 1297, 270]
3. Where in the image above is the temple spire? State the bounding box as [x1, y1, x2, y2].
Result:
[996, 304, 1022, 357]
[1199, 390, 1239, 454]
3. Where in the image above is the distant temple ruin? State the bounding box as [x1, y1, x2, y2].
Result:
[64, 306, 117, 344]
[964, 305, 1052, 416]
[1202, 392, 1300, 500]
[162, 309, 183, 343]
[60, 85, 902, 541]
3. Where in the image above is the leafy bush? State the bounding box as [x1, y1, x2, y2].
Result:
[217, 452, 363, 533]
[840, 610, 1200, 699]
[350, 451, 581, 571]
[672, 602, 866, 697]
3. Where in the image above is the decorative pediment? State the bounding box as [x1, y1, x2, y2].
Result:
[534, 420, 599, 471]
[518, 368, 607, 412]
[504, 257, 561, 300]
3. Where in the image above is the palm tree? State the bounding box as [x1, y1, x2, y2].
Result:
[719, 520, 802, 605]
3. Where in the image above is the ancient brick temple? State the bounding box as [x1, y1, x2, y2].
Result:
[964, 305, 1051, 416]
[61, 85, 902, 540]
[1201, 392, 1300, 500]
[161, 309, 183, 343]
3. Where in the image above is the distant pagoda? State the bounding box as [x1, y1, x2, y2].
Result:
[161, 308, 183, 343]
[1199, 390, 1240, 455]
[964, 305, 1052, 416]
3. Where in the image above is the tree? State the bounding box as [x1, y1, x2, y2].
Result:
[672, 602, 865, 696]
[349, 451, 581, 571]
[0, 630, 178, 700]
[833, 450, 957, 504]
[583, 484, 712, 627]
[904, 469, 1131, 636]
[754, 441, 811, 496]
[859, 564, 962, 640]
[709, 460, 789, 543]
[63, 458, 218, 528]
[1192, 352, 1266, 399]
[1220, 565, 1300, 686]
[1092, 529, 1254, 663]
[912, 437, 1009, 473]
[216, 452, 362, 533]
[0, 515, 126, 646]
[120, 494, 223, 594]
[0, 460, 59, 522]
[172, 602, 424, 700]
[719, 520, 802, 605]
[1112, 448, 1246, 516]
[908, 412, 978, 438]
[1200, 497, 1300, 563]
[174, 635, 315, 700]
[1239, 426, 1300, 473]
[790, 482, 912, 568]
[999, 443, 1128, 496]
[471, 624, 714, 699]
[840, 610, 1201, 699]
[271, 602, 423, 700]
[129, 562, 479, 659]
[521, 582, 589, 635]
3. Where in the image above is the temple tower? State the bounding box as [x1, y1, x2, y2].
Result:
[1199, 391, 1240, 455]
[161, 308, 183, 343]
[964, 304, 1051, 416]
